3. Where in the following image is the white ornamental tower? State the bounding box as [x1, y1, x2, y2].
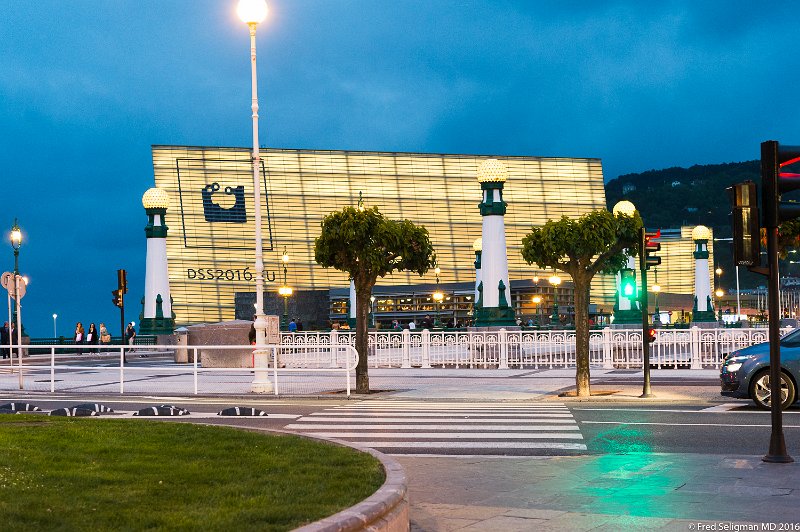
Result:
[691, 225, 716, 323]
[139, 188, 175, 335]
[474, 159, 516, 327]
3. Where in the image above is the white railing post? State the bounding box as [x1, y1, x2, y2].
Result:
[690, 326, 702, 369]
[602, 327, 613, 369]
[421, 329, 431, 368]
[50, 346, 55, 393]
[330, 330, 339, 368]
[401, 329, 411, 368]
[273, 346, 279, 396]
[193, 348, 198, 395]
[119, 347, 125, 394]
[499, 328, 509, 369]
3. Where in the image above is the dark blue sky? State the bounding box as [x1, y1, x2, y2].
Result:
[2, 1, 798, 336]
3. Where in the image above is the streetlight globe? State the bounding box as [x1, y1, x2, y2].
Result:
[715, 289, 724, 298]
[549, 274, 562, 286]
[612, 200, 636, 217]
[652, 284, 661, 293]
[472, 237, 482, 252]
[532, 295, 542, 304]
[142, 187, 170, 209]
[282, 251, 289, 263]
[434, 266, 441, 276]
[237, 0, 268, 24]
[692, 225, 711, 241]
[476, 158, 508, 183]
[433, 291, 444, 302]
[715, 267, 723, 275]
[53, 313, 57, 319]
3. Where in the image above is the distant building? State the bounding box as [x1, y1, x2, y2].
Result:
[671, 180, 682, 187]
[622, 183, 636, 194]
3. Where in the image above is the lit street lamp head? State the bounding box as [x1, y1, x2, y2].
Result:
[612, 200, 636, 217]
[549, 273, 562, 286]
[237, 0, 268, 25]
[10, 219, 21, 250]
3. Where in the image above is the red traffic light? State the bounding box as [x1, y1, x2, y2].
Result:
[647, 328, 657, 343]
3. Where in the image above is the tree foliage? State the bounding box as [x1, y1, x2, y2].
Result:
[315, 206, 435, 393]
[521, 209, 643, 397]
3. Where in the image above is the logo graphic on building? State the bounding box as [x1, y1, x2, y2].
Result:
[202, 182, 246, 223]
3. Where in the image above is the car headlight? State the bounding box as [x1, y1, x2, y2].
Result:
[724, 355, 753, 373]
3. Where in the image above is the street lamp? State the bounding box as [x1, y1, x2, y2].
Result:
[238, 0, 271, 392]
[52, 314, 57, 338]
[278, 247, 292, 330]
[549, 271, 561, 325]
[716, 288, 725, 322]
[9, 219, 22, 334]
[532, 295, 542, 327]
[433, 265, 443, 327]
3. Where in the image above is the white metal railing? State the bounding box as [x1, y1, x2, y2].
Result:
[0, 343, 358, 396]
[280, 327, 787, 370]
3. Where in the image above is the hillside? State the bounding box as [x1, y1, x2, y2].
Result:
[604, 160, 763, 289]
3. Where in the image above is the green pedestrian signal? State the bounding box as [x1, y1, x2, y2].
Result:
[620, 268, 636, 299]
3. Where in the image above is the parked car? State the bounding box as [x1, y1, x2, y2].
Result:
[720, 329, 800, 410]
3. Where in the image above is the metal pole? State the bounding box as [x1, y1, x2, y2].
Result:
[736, 266, 741, 320]
[764, 225, 792, 462]
[6, 289, 12, 373]
[640, 228, 653, 398]
[15, 275, 23, 390]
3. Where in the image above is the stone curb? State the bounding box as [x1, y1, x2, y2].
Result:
[209, 424, 409, 532]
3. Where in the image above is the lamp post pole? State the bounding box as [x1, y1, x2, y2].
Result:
[53, 314, 57, 338]
[238, 0, 272, 393]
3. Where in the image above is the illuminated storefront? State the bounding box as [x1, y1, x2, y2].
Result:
[151, 145, 709, 327]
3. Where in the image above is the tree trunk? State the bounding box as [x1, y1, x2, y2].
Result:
[574, 275, 592, 397]
[354, 278, 373, 394]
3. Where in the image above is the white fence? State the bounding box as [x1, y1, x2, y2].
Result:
[280, 327, 787, 370]
[0, 344, 358, 396]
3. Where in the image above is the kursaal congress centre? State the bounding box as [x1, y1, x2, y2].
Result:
[150, 145, 708, 329]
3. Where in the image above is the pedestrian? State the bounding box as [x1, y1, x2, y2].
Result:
[0, 322, 8, 359]
[125, 322, 136, 345]
[248, 322, 256, 345]
[288, 319, 297, 332]
[74, 322, 84, 355]
[99, 323, 111, 346]
[86, 323, 99, 353]
[297, 320, 304, 332]
[408, 320, 416, 330]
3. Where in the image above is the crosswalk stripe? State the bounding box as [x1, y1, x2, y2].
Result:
[300, 432, 584, 440]
[337, 404, 567, 409]
[308, 412, 573, 418]
[330, 407, 569, 412]
[285, 424, 580, 431]
[297, 417, 577, 423]
[353, 442, 588, 450]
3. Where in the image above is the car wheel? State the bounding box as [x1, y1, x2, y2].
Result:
[750, 369, 796, 410]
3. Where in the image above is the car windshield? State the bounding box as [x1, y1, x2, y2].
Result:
[781, 328, 800, 347]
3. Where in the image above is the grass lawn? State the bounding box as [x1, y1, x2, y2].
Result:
[0, 415, 385, 531]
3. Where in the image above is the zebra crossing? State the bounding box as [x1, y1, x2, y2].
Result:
[285, 400, 587, 456]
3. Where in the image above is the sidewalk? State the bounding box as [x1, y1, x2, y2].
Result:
[398, 453, 800, 531]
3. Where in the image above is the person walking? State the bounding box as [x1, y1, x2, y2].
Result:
[74, 322, 85, 355]
[0, 322, 9, 359]
[99, 323, 111, 346]
[125, 322, 136, 345]
[288, 319, 297, 332]
[86, 323, 99, 353]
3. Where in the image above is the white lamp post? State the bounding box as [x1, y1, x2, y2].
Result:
[238, 0, 272, 393]
[52, 313, 57, 338]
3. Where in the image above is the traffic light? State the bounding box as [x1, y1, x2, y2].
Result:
[117, 269, 128, 294]
[647, 328, 656, 343]
[620, 268, 636, 299]
[727, 181, 761, 267]
[641, 229, 661, 270]
[111, 289, 123, 308]
[761, 140, 800, 228]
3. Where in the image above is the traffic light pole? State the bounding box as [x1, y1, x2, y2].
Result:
[764, 225, 791, 462]
[639, 228, 653, 398]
